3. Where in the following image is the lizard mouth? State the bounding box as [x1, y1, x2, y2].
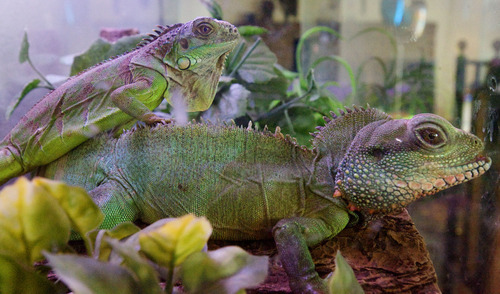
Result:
[342, 154, 492, 215]
[439, 154, 491, 188]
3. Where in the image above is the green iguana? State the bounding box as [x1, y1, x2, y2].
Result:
[0, 17, 239, 185]
[37, 106, 491, 293]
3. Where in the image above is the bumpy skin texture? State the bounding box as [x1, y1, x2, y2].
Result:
[38, 106, 491, 293]
[0, 17, 239, 185]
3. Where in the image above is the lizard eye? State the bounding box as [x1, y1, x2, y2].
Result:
[196, 22, 214, 36]
[415, 125, 446, 148]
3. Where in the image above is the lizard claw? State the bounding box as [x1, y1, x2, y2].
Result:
[143, 113, 173, 125]
[159, 118, 173, 125]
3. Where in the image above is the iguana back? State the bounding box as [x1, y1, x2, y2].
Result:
[40, 123, 336, 240]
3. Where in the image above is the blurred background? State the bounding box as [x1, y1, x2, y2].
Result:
[0, 1, 499, 293]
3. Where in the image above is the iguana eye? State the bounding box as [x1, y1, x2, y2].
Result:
[197, 23, 213, 36]
[415, 126, 446, 147]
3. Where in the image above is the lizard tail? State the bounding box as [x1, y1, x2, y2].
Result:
[0, 147, 23, 185]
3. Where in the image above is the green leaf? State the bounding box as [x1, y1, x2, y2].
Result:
[0, 177, 71, 265]
[181, 246, 268, 294]
[45, 252, 140, 294]
[310, 55, 357, 104]
[295, 26, 342, 83]
[232, 37, 278, 84]
[243, 66, 289, 95]
[89, 222, 141, 260]
[237, 26, 268, 37]
[19, 31, 30, 64]
[70, 39, 110, 76]
[70, 34, 143, 76]
[274, 64, 299, 80]
[201, 0, 224, 20]
[5, 78, 41, 119]
[268, 99, 281, 110]
[107, 34, 145, 57]
[0, 253, 61, 294]
[105, 239, 162, 294]
[139, 214, 212, 268]
[33, 178, 104, 238]
[327, 251, 364, 294]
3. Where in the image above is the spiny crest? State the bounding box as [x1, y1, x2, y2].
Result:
[69, 23, 183, 79]
[135, 23, 183, 48]
[122, 119, 307, 151]
[311, 105, 390, 140]
[311, 105, 391, 166]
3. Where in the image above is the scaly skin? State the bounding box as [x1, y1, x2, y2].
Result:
[37, 106, 491, 293]
[0, 17, 239, 185]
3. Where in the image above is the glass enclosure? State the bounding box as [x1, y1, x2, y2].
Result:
[0, 0, 498, 292]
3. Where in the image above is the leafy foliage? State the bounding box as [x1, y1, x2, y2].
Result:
[7, 31, 56, 119]
[18, 31, 31, 64]
[201, 0, 224, 20]
[326, 251, 365, 294]
[0, 178, 269, 294]
[0, 177, 102, 264]
[0, 253, 60, 294]
[352, 27, 434, 114]
[181, 246, 269, 294]
[5, 78, 40, 119]
[70, 34, 144, 76]
[46, 252, 148, 294]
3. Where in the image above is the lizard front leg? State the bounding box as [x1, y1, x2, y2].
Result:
[90, 180, 140, 230]
[273, 205, 351, 294]
[110, 71, 170, 125]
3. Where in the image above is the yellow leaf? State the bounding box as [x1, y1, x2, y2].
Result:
[139, 214, 212, 267]
[33, 177, 104, 236]
[0, 177, 71, 264]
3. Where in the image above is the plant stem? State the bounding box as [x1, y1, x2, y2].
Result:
[228, 38, 261, 78]
[164, 260, 175, 293]
[256, 88, 313, 121]
[28, 58, 55, 89]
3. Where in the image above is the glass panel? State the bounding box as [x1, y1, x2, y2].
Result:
[0, 0, 497, 292]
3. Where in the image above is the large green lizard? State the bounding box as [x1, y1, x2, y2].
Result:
[38, 106, 491, 293]
[0, 17, 239, 185]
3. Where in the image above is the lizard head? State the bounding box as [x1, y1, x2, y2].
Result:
[312, 107, 491, 216]
[161, 17, 240, 111]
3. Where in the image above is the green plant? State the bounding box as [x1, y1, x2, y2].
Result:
[352, 27, 434, 114]
[0, 177, 269, 294]
[0, 177, 363, 293]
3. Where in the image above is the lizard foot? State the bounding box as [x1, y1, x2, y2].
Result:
[142, 113, 172, 125]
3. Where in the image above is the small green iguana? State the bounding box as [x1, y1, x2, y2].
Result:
[0, 17, 239, 185]
[38, 106, 491, 293]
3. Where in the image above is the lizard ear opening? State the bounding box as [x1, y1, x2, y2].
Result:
[177, 57, 191, 70]
[369, 146, 385, 162]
